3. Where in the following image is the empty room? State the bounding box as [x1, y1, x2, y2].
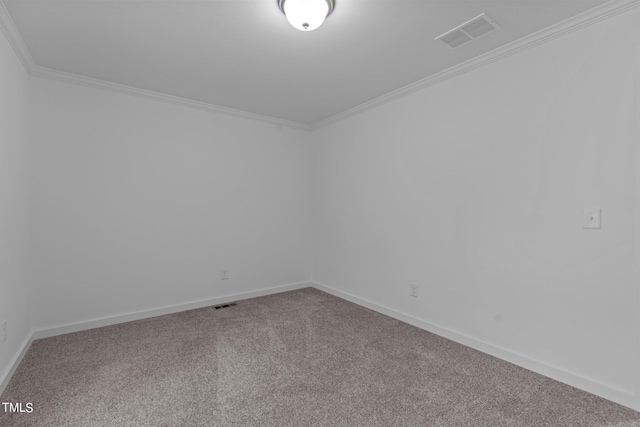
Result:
[2, 0, 640, 425]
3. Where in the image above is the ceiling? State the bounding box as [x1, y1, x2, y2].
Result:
[4, 0, 612, 126]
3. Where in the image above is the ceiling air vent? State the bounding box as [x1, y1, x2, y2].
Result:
[435, 13, 500, 49]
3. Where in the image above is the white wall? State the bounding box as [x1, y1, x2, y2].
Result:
[313, 7, 640, 407]
[29, 78, 313, 330]
[0, 28, 31, 383]
[6, 0, 640, 412]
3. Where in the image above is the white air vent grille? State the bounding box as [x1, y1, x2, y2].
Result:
[436, 13, 500, 49]
[438, 30, 473, 48]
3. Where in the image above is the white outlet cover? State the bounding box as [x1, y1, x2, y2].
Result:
[583, 208, 601, 229]
[410, 283, 419, 297]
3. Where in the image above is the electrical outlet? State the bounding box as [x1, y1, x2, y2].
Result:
[410, 283, 419, 298]
[583, 208, 601, 229]
[221, 268, 229, 280]
[1, 319, 7, 343]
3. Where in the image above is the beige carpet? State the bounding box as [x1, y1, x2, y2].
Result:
[1, 288, 639, 426]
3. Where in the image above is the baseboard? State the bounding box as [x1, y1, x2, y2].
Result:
[0, 332, 33, 396]
[8, 280, 637, 411]
[311, 281, 639, 412]
[33, 281, 311, 340]
[3, 282, 310, 395]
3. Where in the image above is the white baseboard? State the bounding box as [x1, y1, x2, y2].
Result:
[5, 280, 637, 412]
[2, 281, 310, 395]
[32, 281, 311, 340]
[311, 281, 639, 412]
[0, 332, 33, 396]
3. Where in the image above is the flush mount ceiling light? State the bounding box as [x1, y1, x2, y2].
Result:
[278, 0, 335, 32]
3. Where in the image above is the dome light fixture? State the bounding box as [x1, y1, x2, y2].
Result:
[278, 0, 335, 32]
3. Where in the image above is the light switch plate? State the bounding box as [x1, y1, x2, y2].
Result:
[583, 208, 601, 229]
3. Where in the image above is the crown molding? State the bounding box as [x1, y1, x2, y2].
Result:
[0, 0, 35, 72]
[311, 0, 640, 130]
[1, 0, 309, 131]
[3, 0, 638, 131]
[30, 66, 312, 131]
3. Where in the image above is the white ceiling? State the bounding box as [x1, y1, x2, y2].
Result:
[4, 0, 611, 126]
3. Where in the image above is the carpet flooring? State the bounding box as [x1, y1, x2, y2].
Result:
[1, 287, 639, 426]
